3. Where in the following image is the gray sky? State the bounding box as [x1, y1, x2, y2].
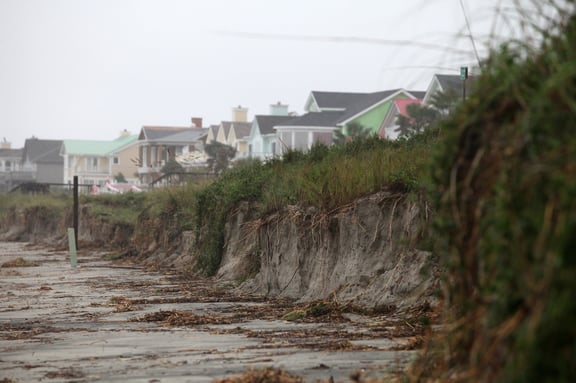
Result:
[0, 0, 548, 148]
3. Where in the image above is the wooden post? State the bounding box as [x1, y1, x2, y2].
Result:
[73, 176, 79, 249]
[67, 228, 78, 268]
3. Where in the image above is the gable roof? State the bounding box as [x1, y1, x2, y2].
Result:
[307, 91, 368, 111]
[336, 89, 406, 124]
[230, 122, 252, 139]
[435, 74, 464, 95]
[221, 122, 233, 138]
[22, 139, 63, 164]
[62, 134, 138, 156]
[139, 126, 207, 143]
[394, 98, 422, 117]
[139, 126, 188, 140]
[254, 115, 295, 135]
[155, 128, 208, 143]
[276, 111, 344, 128]
[407, 90, 426, 99]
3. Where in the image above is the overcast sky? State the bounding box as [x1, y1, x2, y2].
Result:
[0, 0, 554, 148]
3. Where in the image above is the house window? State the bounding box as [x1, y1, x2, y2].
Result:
[294, 132, 308, 151]
[4, 160, 11, 171]
[313, 132, 333, 145]
[113, 156, 119, 165]
[271, 142, 276, 155]
[87, 157, 99, 171]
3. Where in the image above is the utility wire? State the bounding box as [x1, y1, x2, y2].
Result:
[459, 0, 482, 67]
[216, 31, 476, 56]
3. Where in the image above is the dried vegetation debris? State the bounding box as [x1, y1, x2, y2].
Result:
[44, 367, 85, 379]
[214, 367, 304, 383]
[0, 322, 62, 340]
[131, 309, 234, 326]
[0, 257, 39, 268]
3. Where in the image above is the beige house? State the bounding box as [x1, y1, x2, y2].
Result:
[60, 131, 140, 186]
[209, 106, 252, 158]
[137, 124, 208, 185]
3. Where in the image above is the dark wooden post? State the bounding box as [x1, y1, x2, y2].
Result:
[73, 176, 79, 249]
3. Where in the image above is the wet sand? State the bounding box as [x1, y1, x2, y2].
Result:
[0, 242, 418, 383]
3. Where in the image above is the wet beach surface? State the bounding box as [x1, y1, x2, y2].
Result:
[0, 242, 421, 383]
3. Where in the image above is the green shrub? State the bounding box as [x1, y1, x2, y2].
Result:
[418, 10, 576, 383]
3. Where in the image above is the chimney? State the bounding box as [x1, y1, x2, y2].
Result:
[231, 105, 248, 122]
[191, 117, 203, 128]
[119, 129, 130, 137]
[0, 138, 10, 149]
[269, 101, 289, 116]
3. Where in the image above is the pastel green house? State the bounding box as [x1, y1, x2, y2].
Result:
[338, 90, 425, 135]
[273, 89, 423, 155]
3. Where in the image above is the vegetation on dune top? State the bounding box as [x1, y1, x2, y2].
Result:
[192, 131, 439, 275]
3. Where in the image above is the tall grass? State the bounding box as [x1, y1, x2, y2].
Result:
[411, 3, 576, 382]
[0, 192, 70, 212]
[80, 192, 147, 225]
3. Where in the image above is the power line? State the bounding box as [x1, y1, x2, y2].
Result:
[458, 0, 482, 67]
[215, 31, 476, 56]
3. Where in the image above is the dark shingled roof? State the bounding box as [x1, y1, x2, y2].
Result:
[254, 115, 296, 135]
[22, 139, 63, 164]
[160, 129, 207, 143]
[310, 91, 367, 110]
[436, 74, 465, 95]
[230, 122, 252, 139]
[139, 126, 206, 142]
[0, 148, 23, 158]
[407, 90, 426, 99]
[277, 111, 344, 127]
[336, 89, 403, 123]
[140, 126, 188, 140]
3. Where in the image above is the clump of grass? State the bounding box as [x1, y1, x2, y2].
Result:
[0, 193, 69, 218]
[80, 192, 146, 225]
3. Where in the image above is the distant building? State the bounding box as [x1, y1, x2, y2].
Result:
[60, 131, 140, 186]
[20, 138, 64, 184]
[137, 119, 208, 185]
[0, 139, 24, 192]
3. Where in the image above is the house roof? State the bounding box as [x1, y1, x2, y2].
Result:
[22, 139, 63, 164]
[336, 89, 406, 124]
[277, 111, 344, 128]
[221, 122, 233, 138]
[139, 126, 207, 142]
[435, 74, 464, 95]
[254, 115, 296, 135]
[230, 122, 252, 139]
[308, 91, 368, 111]
[394, 98, 422, 117]
[0, 148, 23, 159]
[139, 126, 188, 140]
[407, 90, 426, 99]
[154, 128, 208, 143]
[62, 134, 138, 156]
